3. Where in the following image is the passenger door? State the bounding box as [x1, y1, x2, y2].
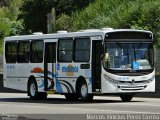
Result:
[92, 40, 102, 92]
[44, 42, 56, 91]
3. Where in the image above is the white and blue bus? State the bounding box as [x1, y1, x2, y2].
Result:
[3, 28, 155, 101]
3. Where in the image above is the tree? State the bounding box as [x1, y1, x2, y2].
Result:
[0, 0, 24, 37]
[0, 0, 9, 7]
[19, 0, 54, 34]
[19, 0, 94, 34]
[0, 18, 11, 39]
[54, 0, 94, 16]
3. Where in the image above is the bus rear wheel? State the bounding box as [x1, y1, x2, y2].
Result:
[28, 80, 47, 100]
[120, 94, 133, 102]
[78, 81, 93, 101]
[28, 80, 39, 100]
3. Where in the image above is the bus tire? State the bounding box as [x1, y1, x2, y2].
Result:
[120, 94, 133, 102]
[78, 81, 93, 102]
[28, 80, 39, 100]
[28, 80, 48, 100]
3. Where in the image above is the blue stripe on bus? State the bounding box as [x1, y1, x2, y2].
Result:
[38, 79, 44, 88]
[56, 79, 63, 93]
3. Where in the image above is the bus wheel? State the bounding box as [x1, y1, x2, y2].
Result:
[79, 81, 93, 101]
[120, 94, 133, 102]
[28, 80, 39, 100]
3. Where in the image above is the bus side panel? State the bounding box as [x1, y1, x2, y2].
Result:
[55, 63, 92, 94]
[29, 63, 45, 92]
[3, 63, 28, 91]
[4, 63, 45, 92]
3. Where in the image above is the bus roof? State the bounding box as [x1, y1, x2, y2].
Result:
[4, 29, 152, 41]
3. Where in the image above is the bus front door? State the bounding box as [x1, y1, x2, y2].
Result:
[92, 40, 102, 92]
[44, 42, 56, 91]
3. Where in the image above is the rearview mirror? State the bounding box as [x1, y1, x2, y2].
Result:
[103, 53, 109, 61]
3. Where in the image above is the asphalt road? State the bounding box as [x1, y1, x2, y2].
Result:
[0, 93, 160, 120]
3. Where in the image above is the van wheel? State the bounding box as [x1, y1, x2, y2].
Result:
[28, 80, 39, 100]
[120, 94, 133, 102]
[78, 81, 93, 101]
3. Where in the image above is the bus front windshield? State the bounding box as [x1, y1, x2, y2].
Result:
[103, 42, 154, 71]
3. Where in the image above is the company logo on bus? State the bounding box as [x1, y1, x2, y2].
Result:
[62, 64, 78, 76]
[31, 67, 43, 73]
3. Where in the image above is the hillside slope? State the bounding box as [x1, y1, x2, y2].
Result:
[56, 0, 160, 46]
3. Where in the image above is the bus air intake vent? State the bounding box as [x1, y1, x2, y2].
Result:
[117, 85, 147, 91]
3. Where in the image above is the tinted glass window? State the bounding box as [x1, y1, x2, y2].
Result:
[30, 40, 44, 63]
[58, 39, 73, 62]
[105, 32, 152, 39]
[74, 38, 90, 62]
[46, 43, 56, 63]
[104, 42, 154, 70]
[5, 42, 17, 63]
[18, 41, 30, 63]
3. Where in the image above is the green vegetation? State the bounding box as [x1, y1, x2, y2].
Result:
[0, 0, 24, 54]
[55, 0, 160, 46]
[19, 0, 54, 34]
[1, 0, 160, 54]
[19, 0, 94, 33]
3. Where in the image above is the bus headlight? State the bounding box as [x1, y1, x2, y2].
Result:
[104, 74, 119, 84]
[146, 76, 155, 83]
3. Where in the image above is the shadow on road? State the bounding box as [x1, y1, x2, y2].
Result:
[0, 97, 144, 104]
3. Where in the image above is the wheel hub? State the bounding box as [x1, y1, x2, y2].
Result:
[81, 84, 87, 98]
[30, 83, 36, 96]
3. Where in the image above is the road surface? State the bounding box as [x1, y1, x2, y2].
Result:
[0, 93, 160, 120]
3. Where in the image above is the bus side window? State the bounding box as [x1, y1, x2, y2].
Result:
[30, 40, 44, 63]
[74, 38, 90, 62]
[5, 42, 17, 63]
[58, 38, 73, 62]
[17, 41, 30, 63]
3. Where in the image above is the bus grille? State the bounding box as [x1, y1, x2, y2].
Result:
[117, 85, 147, 91]
[118, 80, 150, 84]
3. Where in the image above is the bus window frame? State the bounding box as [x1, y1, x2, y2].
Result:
[17, 40, 30, 63]
[30, 40, 44, 63]
[5, 41, 18, 63]
[74, 37, 91, 62]
[57, 38, 73, 63]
